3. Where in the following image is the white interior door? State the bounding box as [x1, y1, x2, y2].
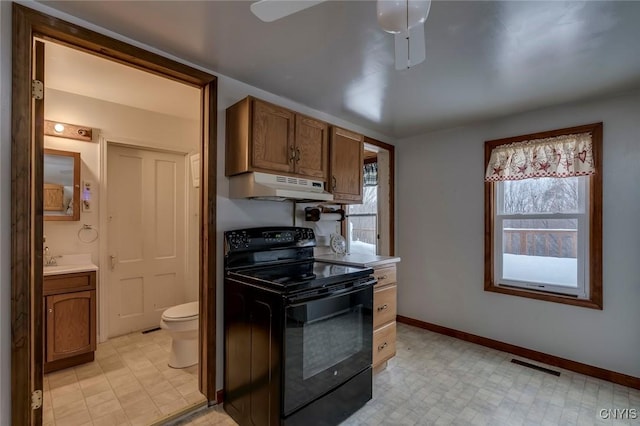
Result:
[107, 144, 187, 337]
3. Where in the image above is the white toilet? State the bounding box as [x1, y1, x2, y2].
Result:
[160, 301, 199, 368]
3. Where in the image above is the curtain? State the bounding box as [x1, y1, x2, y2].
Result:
[485, 132, 595, 182]
[363, 163, 378, 186]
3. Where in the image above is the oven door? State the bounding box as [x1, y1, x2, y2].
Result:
[283, 282, 373, 416]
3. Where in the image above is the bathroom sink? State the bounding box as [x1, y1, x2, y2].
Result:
[43, 253, 99, 276]
[44, 263, 99, 276]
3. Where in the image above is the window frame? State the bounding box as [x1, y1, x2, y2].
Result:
[484, 123, 603, 309]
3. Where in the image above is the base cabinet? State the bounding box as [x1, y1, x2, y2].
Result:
[44, 271, 97, 373]
[372, 264, 398, 368]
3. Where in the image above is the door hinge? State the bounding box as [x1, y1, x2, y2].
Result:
[31, 390, 42, 410]
[32, 80, 44, 100]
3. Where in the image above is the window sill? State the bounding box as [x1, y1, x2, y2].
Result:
[485, 282, 603, 310]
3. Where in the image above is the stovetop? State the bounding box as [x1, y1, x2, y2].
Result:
[226, 260, 374, 294]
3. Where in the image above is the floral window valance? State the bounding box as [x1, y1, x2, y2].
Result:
[485, 132, 595, 182]
[364, 163, 378, 186]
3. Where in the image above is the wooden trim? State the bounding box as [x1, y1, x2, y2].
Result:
[11, 4, 217, 424]
[199, 79, 218, 401]
[484, 122, 603, 309]
[216, 389, 224, 404]
[11, 12, 43, 424]
[44, 120, 93, 142]
[364, 137, 395, 256]
[397, 316, 640, 390]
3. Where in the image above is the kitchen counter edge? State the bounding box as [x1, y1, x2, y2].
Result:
[315, 253, 401, 268]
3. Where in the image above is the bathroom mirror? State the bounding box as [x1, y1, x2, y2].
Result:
[44, 148, 81, 221]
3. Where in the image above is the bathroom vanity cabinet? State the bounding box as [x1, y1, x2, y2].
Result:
[44, 270, 97, 373]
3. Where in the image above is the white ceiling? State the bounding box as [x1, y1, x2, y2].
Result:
[44, 41, 200, 120]
[39, 0, 640, 139]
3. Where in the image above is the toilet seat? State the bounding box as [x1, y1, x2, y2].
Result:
[161, 301, 199, 322]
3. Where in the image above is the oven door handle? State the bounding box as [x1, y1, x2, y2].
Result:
[286, 278, 376, 305]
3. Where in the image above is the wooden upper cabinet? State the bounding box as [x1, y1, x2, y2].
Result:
[226, 97, 329, 181]
[295, 114, 328, 179]
[251, 99, 295, 173]
[330, 126, 364, 203]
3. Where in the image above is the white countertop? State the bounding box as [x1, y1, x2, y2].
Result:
[43, 253, 99, 276]
[315, 253, 401, 268]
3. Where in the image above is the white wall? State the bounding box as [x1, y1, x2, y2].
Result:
[0, 1, 11, 423]
[397, 89, 640, 378]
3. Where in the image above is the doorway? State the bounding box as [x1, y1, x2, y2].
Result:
[345, 137, 395, 256]
[11, 4, 217, 425]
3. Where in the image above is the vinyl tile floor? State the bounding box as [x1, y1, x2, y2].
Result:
[177, 323, 640, 426]
[43, 328, 206, 426]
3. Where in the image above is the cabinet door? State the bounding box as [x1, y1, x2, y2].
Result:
[46, 291, 96, 362]
[294, 114, 328, 180]
[251, 99, 295, 173]
[43, 183, 64, 211]
[330, 127, 364, 203]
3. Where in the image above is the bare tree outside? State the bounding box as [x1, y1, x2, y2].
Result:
[500, 176, 585, 262]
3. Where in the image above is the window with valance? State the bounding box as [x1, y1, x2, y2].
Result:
[484, 123, 603, 309]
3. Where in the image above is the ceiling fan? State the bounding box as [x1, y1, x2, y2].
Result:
[250, 0, 432, 70]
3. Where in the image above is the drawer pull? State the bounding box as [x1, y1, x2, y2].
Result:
[377, 275, 387, 280]
[378, 342, 388, 351]
[377, 304, 388, 312]
[48, 308, 53, 314]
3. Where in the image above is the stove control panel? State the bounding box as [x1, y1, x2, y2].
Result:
[224, 227, 316, 253]
[226, 230, 250, 250]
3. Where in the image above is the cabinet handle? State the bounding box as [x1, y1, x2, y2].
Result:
[295, 148, 301, 162]
[332, 176, 337, 191]
[378, 342, 388, 351]
[110, 255, 117, 270]
[48, 308, 53, 314]
[377, 275, 387, 280]
[289, 146, 296, 163]
[377, 304, 388, 312]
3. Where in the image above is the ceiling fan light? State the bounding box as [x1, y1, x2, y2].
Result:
[377, 0, 431, 33]
[377, 0, 406, 34]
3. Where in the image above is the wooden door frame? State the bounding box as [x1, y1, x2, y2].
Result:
[341, 137, 396, 255]
[11, 4, 217, 425]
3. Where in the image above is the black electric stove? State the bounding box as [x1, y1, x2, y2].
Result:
[224, 226, 375, 426]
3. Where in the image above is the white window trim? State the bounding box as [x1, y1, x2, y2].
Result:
[493, 177, 590, 299]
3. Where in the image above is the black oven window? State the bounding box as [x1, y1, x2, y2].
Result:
[284, 286, 372, 415]
[302, 305, 364, 379]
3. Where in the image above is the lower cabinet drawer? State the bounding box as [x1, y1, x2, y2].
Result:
[373, 321, 396, 366]
[373, 265, 396, 288]
[373, 284, 397, 329]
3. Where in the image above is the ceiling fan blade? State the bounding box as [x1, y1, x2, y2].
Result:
[250, 0, 327, 22]
[394, 24, 426, 70]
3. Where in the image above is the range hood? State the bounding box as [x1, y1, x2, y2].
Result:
[229, 172, 334, 202]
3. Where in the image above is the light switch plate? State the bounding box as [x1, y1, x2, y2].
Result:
[82, 181, 93, 212]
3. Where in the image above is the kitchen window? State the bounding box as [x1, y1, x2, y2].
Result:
[484, 123, 603, 309]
